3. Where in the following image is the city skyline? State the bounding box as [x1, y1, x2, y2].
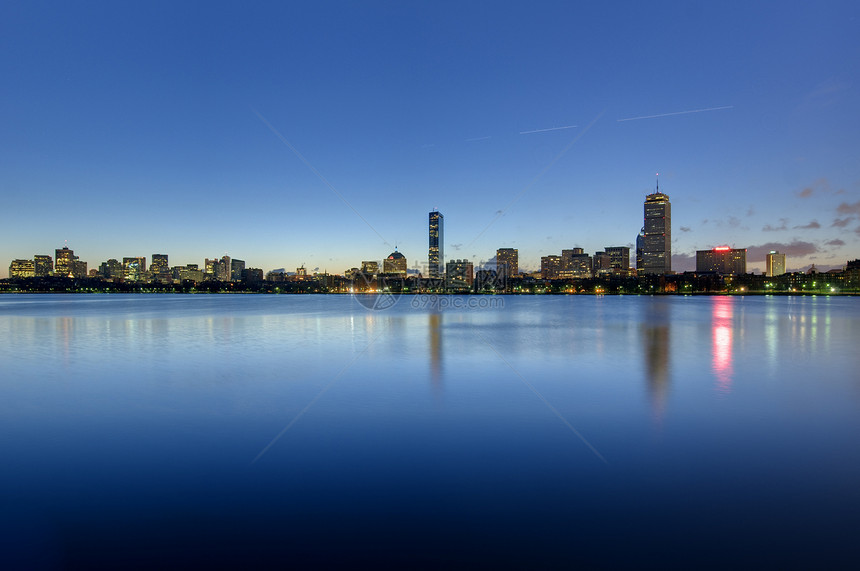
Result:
[2, 3, 859, 277]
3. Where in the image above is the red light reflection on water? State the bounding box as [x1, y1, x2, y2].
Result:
[711, 297, 734, 394]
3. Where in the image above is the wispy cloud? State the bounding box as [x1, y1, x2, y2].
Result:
[465, 135, 491, 142]
[679, 226, 691, 232]
[519, 125, 578, 135]
[763, 218, 789, 232]
[837, 200, 860, 215]
[825, 239, 845, 247]
[832, 217, 854, 227]
[617, 105, 733, 122]
[793, 220, 821, 229]
[747, 240, 818, 261]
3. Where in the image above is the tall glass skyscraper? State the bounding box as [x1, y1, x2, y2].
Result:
[429, 210, 444, 278]
[642, 190, 671, 275]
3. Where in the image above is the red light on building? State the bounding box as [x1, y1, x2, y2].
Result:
[713, 246, 731, 252]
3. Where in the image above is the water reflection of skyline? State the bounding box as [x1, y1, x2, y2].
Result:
[642, 299, 671, 422]
[711, 297, 734, 395]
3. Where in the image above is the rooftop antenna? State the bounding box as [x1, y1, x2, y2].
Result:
[656, 172, 659, 193]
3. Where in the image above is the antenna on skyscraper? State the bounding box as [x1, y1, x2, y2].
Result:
[656, 172, 659, 193]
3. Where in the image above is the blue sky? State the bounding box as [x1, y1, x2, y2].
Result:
[2, 1, 859, 277]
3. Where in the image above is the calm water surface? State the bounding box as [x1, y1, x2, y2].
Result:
[1, 294, 859, 568]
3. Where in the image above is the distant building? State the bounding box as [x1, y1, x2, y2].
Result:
[231, 258, 245, 281]
[604, 246, 631, 270]
[446, 259, 474, 292]
[429, 210, 444, 278]
[383, 249, 407, 276]
[242, 268, 264, 285]
[55, 247, 76, 277]
[541, 255, 562, 279]
[593, 251, 612, 275]
[636, 228, 645, 271]
[766, 251, 786, 277]
[561, 248, 592, 278]
[642, 188, 671, 274]
[696, 247, 746, 275]
[123, 257, 146, 281]
[150, 254, 169, 277]
[9, 259, 35, 278]
[217, 256, 231, 281]
[99, 259, 123, 280]
[496, 248, 518, 278]
[361, 261, 379, 275]
[34, 255, 53, 277]
[71, 260, 87, 278]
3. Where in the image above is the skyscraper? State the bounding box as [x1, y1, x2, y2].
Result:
[34, 255, 53, 277]
[151, 254, 169, 276]
[383, 249, 407, 275]
[642, 184, 671, 275]
[55, 247, 75, 277]
[496, 248, 518, 278]
[429, 210, 444, 278]
[766, 251, 786, 277]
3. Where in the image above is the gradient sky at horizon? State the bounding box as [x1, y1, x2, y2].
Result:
[2, 1, 859, 277]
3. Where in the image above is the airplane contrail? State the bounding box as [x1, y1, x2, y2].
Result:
[617, 105, 734, 122]
[465, 135, 492, 142]
[519, 124, 578, 135]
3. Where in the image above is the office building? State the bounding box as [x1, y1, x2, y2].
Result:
[446, 259, 474, 292]
[383, 249, 407, 275]
[55, 247, 76, 277]
[9, 259, 35, 278]
[696, 247, 747, 275]
[642, 188, 671, 274]
[766, 251, 786, 277]
[99, 259, 123, 280]
[541, 255, 562, 279]
[604, 246, 631, 270]
[496, 248, 518, 278]
[123, 257, 146, 281]
[150, 254, 169, 276]
[34, 255, 53, 277]
[561, 248, 593, 278]
[636, 228, 645, 271]
[231, 258, 245, 281]
[429, 210, 444, 278]
[361, 261, 379, 275]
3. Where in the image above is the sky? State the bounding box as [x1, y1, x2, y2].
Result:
[2, 1, 860, 277]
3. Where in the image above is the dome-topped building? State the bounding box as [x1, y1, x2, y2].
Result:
[383, 249, 407, 275]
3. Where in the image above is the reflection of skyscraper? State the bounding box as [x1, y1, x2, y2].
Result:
[642, 299, 671, 422]
[428, 312, 443, 392]
[712, 297, 734, 394]
[766, 251, 786, 276]
[642, 187, 671, 275]
[429, 210, 444, 278]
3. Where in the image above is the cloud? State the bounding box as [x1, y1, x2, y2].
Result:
[837, 200, 860, 215]
[793, 220, 821, 229]
[746, 207, 755, 217]
[825, 239, 845, 246]
[797, 177, 830, 198]
[832, 217, 854, 227]
[727, 216, 741, 228]
[746, 240, 818, 262]
[679, 226, 691, 232]
[763, 218, 789, 232]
